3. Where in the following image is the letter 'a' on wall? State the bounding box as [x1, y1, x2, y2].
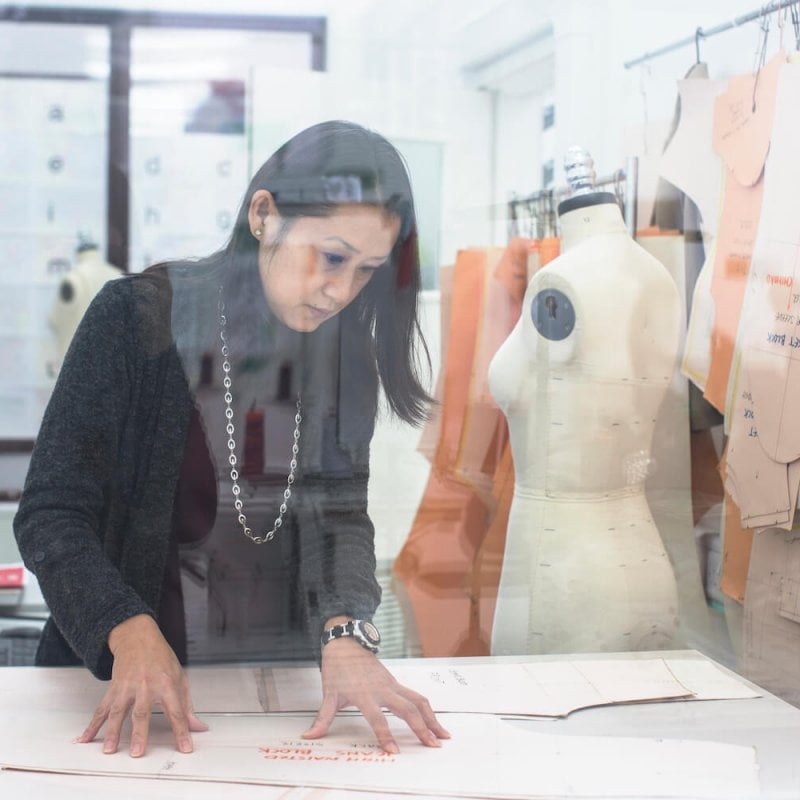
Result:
[0, 21, 109, 441]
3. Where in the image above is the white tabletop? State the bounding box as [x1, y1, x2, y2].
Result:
[1, 651, 798, 799]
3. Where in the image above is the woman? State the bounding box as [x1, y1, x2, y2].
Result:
[14, 121, 448, 757]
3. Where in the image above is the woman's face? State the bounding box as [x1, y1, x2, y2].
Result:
[248, 191, 401, 332]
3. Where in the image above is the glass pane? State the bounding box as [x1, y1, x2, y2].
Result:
[4, 9, 800, 796]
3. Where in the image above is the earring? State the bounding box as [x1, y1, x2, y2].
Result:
[254, 229, 262, 237]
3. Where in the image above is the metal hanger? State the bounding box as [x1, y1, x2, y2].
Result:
[752, 3, 772, 112]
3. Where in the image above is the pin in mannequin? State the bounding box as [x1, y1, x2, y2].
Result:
[488, 148, 682, 655]
[48, 236, 122, 365]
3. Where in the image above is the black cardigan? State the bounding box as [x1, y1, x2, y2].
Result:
[14, 263, 381, 679]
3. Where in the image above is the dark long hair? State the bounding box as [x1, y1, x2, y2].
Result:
[214, 120, 432, 425]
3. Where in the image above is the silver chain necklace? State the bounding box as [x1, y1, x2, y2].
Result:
[218, 294, 302, 544]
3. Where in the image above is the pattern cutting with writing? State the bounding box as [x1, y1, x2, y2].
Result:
[259, 744, 398, 763]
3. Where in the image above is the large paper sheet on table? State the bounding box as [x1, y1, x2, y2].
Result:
[0, 768, 298, 800]
[260, 657, 759, 718]
[0, 657, 759, 719]
[0, 711, 760, 799]
[0, 665, 265, 715]
[0, 771, 458, 800]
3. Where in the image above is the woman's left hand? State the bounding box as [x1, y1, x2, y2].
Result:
[301, 637, 450, 754]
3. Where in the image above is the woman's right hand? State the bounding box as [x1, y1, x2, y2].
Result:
[76, 614, 208, 757]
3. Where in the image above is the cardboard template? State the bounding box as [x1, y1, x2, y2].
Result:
[0, 711, 760, 799]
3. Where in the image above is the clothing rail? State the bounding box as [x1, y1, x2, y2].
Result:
[509, 157, 638, 237]
[623, 0, 798, 69]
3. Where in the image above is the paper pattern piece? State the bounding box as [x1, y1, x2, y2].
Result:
[263, 657, 759, 718]
[0, 657, 760, 720]
[743, 527, 800, 707]
[0, 664, 264, 716]
[724, 60, 800, 528]
[660, 77, 726, 246]
[0, 711, 760, 799]
[703, 50, 784, 413]
[683, 239, 720, 391]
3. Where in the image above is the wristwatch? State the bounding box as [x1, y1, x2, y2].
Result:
[321, 619, 381, 654]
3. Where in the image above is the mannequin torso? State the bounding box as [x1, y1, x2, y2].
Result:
[48, 245, 122, 362]
[488, 198, 683, 654]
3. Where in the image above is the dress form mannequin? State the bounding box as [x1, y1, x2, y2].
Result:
[488, 150, 682, 655]
[48, 240, 122, 363]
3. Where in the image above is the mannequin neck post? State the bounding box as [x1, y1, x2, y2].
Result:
[557, 193, 627, 251]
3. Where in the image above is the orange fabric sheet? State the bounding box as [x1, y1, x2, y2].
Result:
[719, 450, 753, 604]
[393, 239, 534, 656]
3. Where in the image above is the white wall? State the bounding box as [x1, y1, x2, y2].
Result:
[471, 0, 782, 231]
[327, 1, 497, 263]
[493, 91, 544, 242]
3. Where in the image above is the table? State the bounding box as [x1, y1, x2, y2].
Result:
[2, 651, 799, 799]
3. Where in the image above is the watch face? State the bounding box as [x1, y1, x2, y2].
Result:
[359, 620, 380, 645]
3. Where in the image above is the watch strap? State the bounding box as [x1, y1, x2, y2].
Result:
[321, 619, 380, 653]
